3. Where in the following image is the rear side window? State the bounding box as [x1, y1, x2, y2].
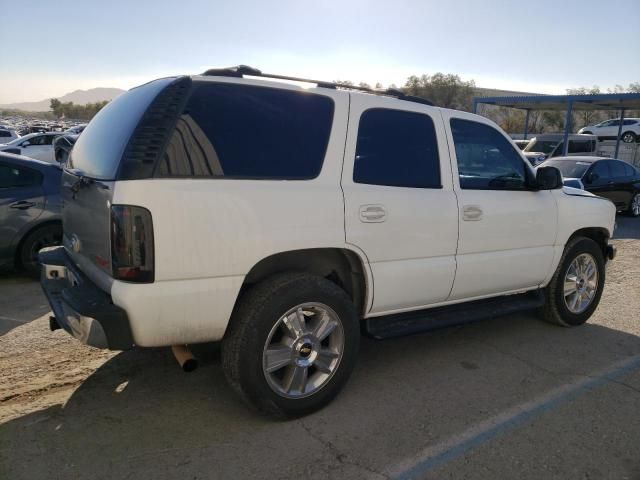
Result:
[623, 163, 636, 177]
[450, 119, 527, 190]
[568, 140, 592, 153]
[610, 160, 627, 178]
[157, 83, 335, 179]
[353, 108, 440, 188]
[0, 163, 42, 188]
[0, 131, 11, 138]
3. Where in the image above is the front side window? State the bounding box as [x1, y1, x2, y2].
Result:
[0, 163, 42, 189]
[157, 83, 335, 179]
[589, 161, 610, 182]
[353, 108, 440, 188]
[450, 118, 527, 190]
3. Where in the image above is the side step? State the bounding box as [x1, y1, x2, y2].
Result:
[365, 290, 545, 339]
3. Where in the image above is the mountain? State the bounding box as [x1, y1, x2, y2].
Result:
[0, 87, 126, 112]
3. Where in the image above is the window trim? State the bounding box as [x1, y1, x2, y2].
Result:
[449, 117, 534, 192]
[352, 107, 443, 190]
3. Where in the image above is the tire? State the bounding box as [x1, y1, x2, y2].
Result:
[221, 272, 360, 418]
[18, 223, 63, 277]
[628, 192, 640, 217]
[621, 131, 637, 143]
[541, 236, 605, 327]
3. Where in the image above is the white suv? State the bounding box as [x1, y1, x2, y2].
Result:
[39, 66, 617, 417]
[579, 118, 640, 143]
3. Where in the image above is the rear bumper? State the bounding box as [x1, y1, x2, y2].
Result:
[39, 246, 134, 350]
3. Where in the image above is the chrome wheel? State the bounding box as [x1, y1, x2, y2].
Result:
[563, 253, 598, 314]
[263, 303, 344, 399]
[622, 132, 635, 143]
[631, 194, 640, 217]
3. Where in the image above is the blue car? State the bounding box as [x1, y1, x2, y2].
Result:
[0, 153, 62, 275]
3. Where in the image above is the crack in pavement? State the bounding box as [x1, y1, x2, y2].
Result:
[299, 420, 389, 479]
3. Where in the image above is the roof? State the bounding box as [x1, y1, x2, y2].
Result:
[529, 133, 596, 140]
[474, 92, 640, 111]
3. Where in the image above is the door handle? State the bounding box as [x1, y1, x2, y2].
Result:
[359, 205, 386, 222]
[462, 205, 483, 221]
[9, 201, 36, 210]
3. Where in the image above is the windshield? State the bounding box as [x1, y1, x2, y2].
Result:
[524, 139, 559, 154]
[543, 160, 591, 178]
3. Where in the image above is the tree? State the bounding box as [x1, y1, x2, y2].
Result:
[49, 98, 109, 120]
[404, 73, 476, 110]
[566, 86, 601, 128]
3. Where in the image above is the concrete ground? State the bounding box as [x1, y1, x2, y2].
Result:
[0, 217, 639, 480]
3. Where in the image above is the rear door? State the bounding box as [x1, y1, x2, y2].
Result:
[441, 110, 557, 300]
[0, 161, 45, 264]
[342, 95, 458, 314]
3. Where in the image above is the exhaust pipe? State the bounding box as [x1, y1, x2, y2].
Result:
[171, 345, 198, 372]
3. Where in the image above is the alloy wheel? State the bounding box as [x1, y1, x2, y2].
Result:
[262, 302, 344, 399]
[563, 253, 598, 314]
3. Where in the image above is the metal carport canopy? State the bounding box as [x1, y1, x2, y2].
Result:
[472, 92, 640, 157]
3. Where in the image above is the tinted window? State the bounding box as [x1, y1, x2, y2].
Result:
[568, 140, 592, 153]
[450, 119, 527, 190]
[609, 120, 620, 127]
[610, 160, 627, 178]
[590, 161, 610, 181]
[623, 163, 636, 177]
[524, 139, 558, 154]
[158, 83, 334, 179]
[26, 135, 46, 146]
[623, 119, 638, 126]
[0, 131, 11, 138]
[353, 109, 440, 188]
[544, 160, 591, 178]
[0, 163, 42, 188]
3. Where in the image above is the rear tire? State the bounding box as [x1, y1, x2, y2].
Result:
[621, 131, 637, 143]
[221, 273, 360, 418]
[628, 193, 640, 217]
[541, 236, 605, 327]
[18, 223, 62, 277]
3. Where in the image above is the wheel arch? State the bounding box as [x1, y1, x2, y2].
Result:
[567, 227, 610, 258]
[239, 247, 372, 317]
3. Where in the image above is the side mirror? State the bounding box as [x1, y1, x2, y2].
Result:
[536, 166, 563, 190]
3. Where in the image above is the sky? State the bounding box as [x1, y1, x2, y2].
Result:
[1, 0, 639, 104]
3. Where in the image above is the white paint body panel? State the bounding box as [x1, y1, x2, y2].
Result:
[102, 76, 616, 347]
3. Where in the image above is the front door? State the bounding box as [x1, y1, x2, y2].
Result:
[0, 161, 45, 264]
[342, 95, 459, 314]
[441, 110, 557, 300]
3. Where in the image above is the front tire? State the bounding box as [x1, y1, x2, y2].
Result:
[222, 273, 360, 418]
[541, 237, 605, 327]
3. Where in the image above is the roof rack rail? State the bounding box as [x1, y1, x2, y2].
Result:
[201, 65, 435, 106]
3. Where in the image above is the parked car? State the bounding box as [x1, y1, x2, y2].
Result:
[523, 133, 598, 166]
[53, 134, 78, 165]
[39, 68, 616, 417]
[0, 128, 20, 143]
[579, 118, 640, 143]
[513, 139, 530, 150]
[0, 132, 62, 163]
[0, 153, 62, 274]
[541, 156, 640, 216]
[64, 124, 87, 135]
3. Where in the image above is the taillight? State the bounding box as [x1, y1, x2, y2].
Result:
[110, 205, 154, 282]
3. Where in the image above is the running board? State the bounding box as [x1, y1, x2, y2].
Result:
[364, 290, 545, 339]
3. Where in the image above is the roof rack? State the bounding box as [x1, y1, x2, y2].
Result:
[201, 65, 435, 107]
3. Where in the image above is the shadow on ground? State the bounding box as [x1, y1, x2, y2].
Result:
[1, 312, 640, 480]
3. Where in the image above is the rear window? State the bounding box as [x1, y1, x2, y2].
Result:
[157, 82, 335, 179]
[543, 160, 591, 178]
[69, 77, 177, 180]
